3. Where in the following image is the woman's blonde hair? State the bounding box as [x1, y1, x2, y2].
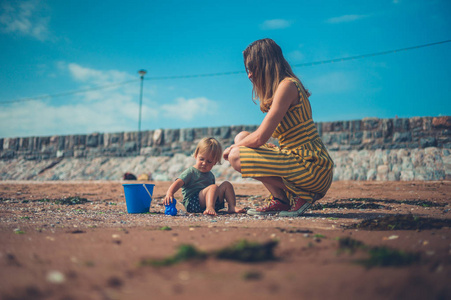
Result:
[243, 38, 310, 112]
[193, 137, 222, 164]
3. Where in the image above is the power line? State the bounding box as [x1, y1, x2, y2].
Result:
[146, 70, 245, 80]
[0, 79, 138, 105]
[145, 39, 451, 80]
[1, 39, 450, 105]
[292, 39, 451, 67]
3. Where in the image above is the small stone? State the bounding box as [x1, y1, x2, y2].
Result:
[46, 271, 65, 284]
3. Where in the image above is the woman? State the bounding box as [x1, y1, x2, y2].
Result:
[223, 38, 334, 217]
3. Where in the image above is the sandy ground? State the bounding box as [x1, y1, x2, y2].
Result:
[0, 180, 450, 300]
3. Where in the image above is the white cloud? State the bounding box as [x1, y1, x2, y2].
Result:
[326, 14, 368, 24]
[0, 64, 156, 137]
[160, 97, 218, 121]
[67, 63, 132, 85]
[0, 0, 50, 41]
[260, 19, 291, 30]
[0, 63, 218, 138]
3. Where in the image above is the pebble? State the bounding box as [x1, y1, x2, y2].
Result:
[46, 271, 65, 284]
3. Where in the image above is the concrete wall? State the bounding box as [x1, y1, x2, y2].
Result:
[0, 116, 449, 181]
[1, 116, 450, 160]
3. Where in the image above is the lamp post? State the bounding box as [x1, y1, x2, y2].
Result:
[138, 69, 147, 152]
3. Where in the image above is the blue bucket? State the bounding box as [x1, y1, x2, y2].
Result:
[122, 184, 155, 213]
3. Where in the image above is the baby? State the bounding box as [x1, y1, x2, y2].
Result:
[164, 137, 244, 216]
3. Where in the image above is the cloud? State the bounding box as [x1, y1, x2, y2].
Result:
[260, 19, 291, 30]
[0, 0, 50, 41]
[0, 63, 155, 137]
[67, 63, 133, 85]
[160, 97, 218, 121]
[0, 63, 218, 138]
[326, 14, 368, 24]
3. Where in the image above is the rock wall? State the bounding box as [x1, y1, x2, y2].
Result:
[0, 116, 450, 181]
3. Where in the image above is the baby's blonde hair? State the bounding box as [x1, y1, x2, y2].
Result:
[193, 137, 222, 165]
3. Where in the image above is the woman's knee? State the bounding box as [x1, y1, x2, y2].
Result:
[228, 147, 241, 172]
[234, 131, 250, 143]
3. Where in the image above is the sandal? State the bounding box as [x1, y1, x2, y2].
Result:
[247, 196, 290, 216]
[279, 195, 312, 217]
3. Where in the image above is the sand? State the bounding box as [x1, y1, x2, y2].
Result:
[0, 180, 450, 300]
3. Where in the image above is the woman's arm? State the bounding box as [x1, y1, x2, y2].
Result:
[235, 80, 299, 148]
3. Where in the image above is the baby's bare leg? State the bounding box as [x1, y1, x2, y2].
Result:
[198, 184, 218, 216]
[218, 181, 245, 213]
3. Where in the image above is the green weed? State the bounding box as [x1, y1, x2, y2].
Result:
[140, 244, 207, 267]
[358, 246, 420, 268]
[337, 236, 420, 268]
[215, 239, 278, 262]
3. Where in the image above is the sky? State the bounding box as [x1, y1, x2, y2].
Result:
[0, 0, 450, 139]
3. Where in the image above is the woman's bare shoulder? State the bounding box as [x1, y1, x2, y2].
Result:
[275, 78, 299, 104]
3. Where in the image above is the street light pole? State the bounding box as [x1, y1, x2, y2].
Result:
[138, 69, 147, 152]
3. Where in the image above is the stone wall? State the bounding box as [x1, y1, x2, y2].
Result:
[0, 116, 450, 181]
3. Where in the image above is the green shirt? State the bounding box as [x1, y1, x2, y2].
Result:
[179, 166, 215, 207]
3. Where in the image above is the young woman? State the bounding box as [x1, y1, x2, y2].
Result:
[223, 38, 334, 217]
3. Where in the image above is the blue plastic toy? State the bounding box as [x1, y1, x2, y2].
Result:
[165, 199, 178, 216]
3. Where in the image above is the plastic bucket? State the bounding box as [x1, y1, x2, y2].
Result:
[122, 184, 155, 213]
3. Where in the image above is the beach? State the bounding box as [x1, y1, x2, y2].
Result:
[0, 180, 450, 299]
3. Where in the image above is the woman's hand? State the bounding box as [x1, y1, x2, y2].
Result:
[223, 146, 233, 161]
[266, 142, 276, 148]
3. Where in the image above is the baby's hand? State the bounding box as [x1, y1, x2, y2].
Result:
[163, 195, 173, 205]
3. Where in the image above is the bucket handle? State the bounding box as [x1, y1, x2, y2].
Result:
[142, 184, 153, 200]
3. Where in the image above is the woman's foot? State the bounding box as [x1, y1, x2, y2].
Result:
[279, 196, 311, 217]
[247, 196, 290, 215]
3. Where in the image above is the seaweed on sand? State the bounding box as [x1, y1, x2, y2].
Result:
[311, 198, 446, 211]
[53, 196, 90, 205]
[214, 239, 278, 262]
[337, 237, 420, 268]
[346, 214, 451, 231]
[140, 239, 279, 267]
[140, 244, 207, 267]
[358, 246, 420, 268]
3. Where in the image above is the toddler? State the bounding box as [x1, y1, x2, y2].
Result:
[164, 137, 245, 216]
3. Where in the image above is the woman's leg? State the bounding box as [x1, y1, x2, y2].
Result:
[234, 131, 250, 143]
[254, 176, 289, 204]
[229, 131, 290, 204]
[227, 131, 250, 173]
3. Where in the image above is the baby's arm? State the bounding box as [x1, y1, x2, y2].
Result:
[164, 178, 184, 205]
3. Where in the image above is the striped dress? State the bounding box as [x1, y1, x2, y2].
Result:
[239, 78, 334, 204]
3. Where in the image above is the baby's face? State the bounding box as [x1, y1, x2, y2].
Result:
[194, 152, 216, 173]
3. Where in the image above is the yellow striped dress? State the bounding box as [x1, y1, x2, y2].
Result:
[239, 78, 334, 204]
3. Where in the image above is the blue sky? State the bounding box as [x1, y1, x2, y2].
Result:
[0, 0, 450, 138]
